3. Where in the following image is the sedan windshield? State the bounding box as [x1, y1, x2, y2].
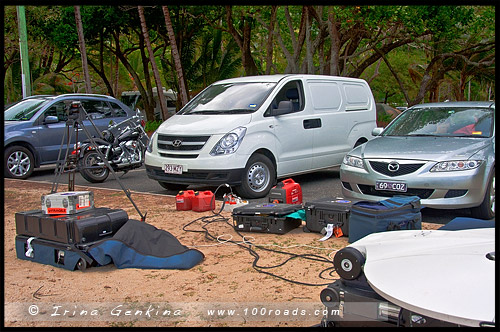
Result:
[179, 82, 276, 115]
[382, 106, 494, 138]
[4, 99, 50, 121]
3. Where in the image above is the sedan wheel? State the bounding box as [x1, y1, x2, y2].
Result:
[5, 146, 34, 179]
[471, 170, 495, 220]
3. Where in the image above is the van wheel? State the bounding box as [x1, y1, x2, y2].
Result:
[4, 146, 34, 179]
[471, 169, 495, 220]
[236, 154, 275, 199]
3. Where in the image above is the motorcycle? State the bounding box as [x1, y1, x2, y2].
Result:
[76, 115, 148, 183]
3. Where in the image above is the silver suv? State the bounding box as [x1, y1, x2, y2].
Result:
[4, 94, 138, 179]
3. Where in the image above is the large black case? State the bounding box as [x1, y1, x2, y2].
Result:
[15, 235, 96, 271]
[15, 207, 128, 244]
[232, 203, 302, 234]
[320, 278, 459, 327]
[320, 278, 398, 327]
[303, 198, 358, 236]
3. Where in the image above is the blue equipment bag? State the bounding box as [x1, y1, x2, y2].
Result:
[348, 196, 422, 243]
[15, 235, 95, 271]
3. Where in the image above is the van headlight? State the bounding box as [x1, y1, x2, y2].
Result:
[430, 160, 482, 172]
[147, 131, 157, 153]
[343, 155, 364, 169]
[210, 127, 247, 156]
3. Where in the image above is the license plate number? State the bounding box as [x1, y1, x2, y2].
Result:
[375, 181, 407, 192]
[163, 164, 183, 175]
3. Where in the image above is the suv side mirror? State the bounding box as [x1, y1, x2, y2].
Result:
[271, 101, 293, 116]
[44, 115, 59, 124]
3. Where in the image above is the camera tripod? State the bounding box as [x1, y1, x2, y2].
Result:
[50, 101, 147, 221]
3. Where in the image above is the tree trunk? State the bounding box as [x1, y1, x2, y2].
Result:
[111, 31, 155, 121]
[162, 6, 189, 107]
[74, 6, 92, 94]
[265, 6, 277, 75]
[225, 6, 259, 76]
[138, 6, 169, 120]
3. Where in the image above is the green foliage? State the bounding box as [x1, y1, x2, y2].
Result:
[4, 5, 495, 105]
[144, 120, 162, 133]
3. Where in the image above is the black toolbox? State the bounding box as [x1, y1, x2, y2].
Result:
[232, 202, 303, 234]
[15, 207, 129, 244]
[15, 235, 97, 271]
[304, 198, 357, 236]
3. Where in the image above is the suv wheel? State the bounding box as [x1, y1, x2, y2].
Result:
[5, 146, 34, 179]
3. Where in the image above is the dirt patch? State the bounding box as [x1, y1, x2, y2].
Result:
[4, 179, 441, 327]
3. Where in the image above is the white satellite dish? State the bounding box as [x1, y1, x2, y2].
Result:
[349, 228, 495, 327]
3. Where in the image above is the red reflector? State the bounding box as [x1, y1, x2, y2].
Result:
[141, 119, 146, 127]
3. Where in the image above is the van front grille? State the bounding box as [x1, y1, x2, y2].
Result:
[157, 134, 210, 158]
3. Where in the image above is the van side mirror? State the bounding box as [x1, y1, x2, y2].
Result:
[372, 127, 384, 136]
[271, 101, 293, 116]
[44, 115, 59, 124]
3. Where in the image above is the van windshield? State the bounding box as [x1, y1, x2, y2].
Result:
[179, 82, 276, 115]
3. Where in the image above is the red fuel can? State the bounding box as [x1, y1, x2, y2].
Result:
[176, 190, 196, 211]
[268, 178, 303, 205]
[192, 191, 216, 212]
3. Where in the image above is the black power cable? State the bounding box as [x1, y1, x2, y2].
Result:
[183, 184, 337, 287]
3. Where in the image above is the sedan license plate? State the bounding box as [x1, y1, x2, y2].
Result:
[375, 181, 407, 192]
[163, 164, 183, 175]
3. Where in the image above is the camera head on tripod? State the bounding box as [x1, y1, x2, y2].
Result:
[67, 101, 86, 122]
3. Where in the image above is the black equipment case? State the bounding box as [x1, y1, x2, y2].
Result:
[232, 203, 302, 234]
[15, 235, 96, 271]
[303, 198, 358, 236]
[15, 207, 129, 244]
[320, 278, 458, 327]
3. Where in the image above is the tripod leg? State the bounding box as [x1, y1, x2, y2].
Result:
[51, 121, 75, 193]
[77, 123, 147, 221]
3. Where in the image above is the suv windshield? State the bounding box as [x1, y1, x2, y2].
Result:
[179, 82, 276, 115]
[4, 98, 50, 121]
[383, 106, 494, 138]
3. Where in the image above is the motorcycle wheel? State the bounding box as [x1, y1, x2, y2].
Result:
[79, 150, 110, 183]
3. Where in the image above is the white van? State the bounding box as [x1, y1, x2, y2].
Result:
[145, 74, 376, 198]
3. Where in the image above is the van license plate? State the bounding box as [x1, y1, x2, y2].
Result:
[375, 181, 407, 192]
[163, 164, 183, 175]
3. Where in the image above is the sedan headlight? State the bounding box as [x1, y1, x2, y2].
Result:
[430, 160, 482, 172]
[343, 155, 364, 169]
[146, 131, 157, 153]
[210, 127, 247, 156]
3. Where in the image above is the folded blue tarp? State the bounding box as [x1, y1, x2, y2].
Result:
[89, 219, 204, 269]
[438, 217, 495, 231]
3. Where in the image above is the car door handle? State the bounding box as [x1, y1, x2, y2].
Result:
[303, 118, 322, 129]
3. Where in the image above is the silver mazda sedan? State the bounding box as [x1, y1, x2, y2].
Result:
[340, 101, 495, 220]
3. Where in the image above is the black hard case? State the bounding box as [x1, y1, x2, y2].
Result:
[15, 235, 96, 271]
[321, 279, 399, 327]
[321, 278, 459, 327]
[15, 207, 128, 244]
[232, 203, 302, 234]
[304, 198, 357, 235]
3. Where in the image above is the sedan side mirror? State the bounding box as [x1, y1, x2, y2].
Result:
[372, 127, 384, 136]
